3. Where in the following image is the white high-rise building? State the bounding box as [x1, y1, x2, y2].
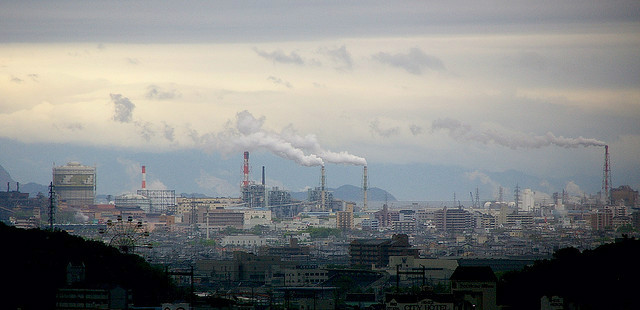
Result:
[522, 188, 535, 212]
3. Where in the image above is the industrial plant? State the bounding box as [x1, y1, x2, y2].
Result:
[1, 146, 638, 310]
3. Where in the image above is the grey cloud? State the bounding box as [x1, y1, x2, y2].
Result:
[2, 2, 638, 43]
[110, 93, 135, 123]
[409, 124, 423, 135]
[162, 122, 175, 141]
[370, 119, 400, 138]
[27, 73, 39, 81]
[10, 76, 23, 83]
[373, 48, 445, 75]
[267, 76, 292, 88]
[135, 121, 155, 141]
[146, 85, 181, 100]
[319, 45, 353, 70]
[186, 126, 202, 144]
[253, 47, 304, 65]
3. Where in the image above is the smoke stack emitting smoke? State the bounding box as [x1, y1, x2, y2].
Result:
[431, 118, 606, 149]
[215, 111, 367, 167]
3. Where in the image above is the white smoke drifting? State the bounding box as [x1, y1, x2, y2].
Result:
[211, 111, 366, 167]
[431, 117, 606, 149]
[280, 125, 367, 166]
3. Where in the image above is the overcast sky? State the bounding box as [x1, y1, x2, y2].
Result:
[1, 1, 639, 201]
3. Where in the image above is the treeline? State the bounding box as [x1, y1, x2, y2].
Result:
[499, 236, 640, 309]
[1, 222, 179, 309]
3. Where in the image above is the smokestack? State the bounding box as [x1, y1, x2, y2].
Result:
[262, 166, 265, 186]
[141, 165, 146, 189]
[363, 166, 368, 212]
[602, 145, 611, 205]
[321, 165, 326, 211]
[7, 182, 9, 192]
[16, 182, 19, 192]
[243, 151, 250, 187]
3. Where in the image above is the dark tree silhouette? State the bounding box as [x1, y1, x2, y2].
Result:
[499, 237, 640, 309]
[1, 222, 178, 309]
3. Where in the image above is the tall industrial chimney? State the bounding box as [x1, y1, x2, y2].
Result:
[243, 151, 250, 187]
[262, 166, 265, 186]
[602, 145, 611, 205]
[363, 165, 368, 212]
[141, 165, 146, 189]
[321, 165, 326, 211]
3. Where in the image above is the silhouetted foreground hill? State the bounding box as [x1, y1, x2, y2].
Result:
[499, 237, 640, 309]
[0, 222, 178, 309]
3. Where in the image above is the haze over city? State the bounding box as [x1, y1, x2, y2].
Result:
[1, 1, 639, 201]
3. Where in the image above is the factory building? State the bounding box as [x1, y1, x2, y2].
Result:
[114, 193, 151, 213]
[268, 187, 292, 207]
[241, 183, 266, 208]
[307, 187, 333, 210]
[52, 162, 96, 207]
[610, 185, 638, 207]
[137, 189, 176, 214]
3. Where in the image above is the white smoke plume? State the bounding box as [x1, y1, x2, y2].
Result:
[465, 170, 501, 198]
[431, 117, 606, 149]
[280, 125, 367, 166]
[564, 181, 584, 196]
[210, 111, 366, 167]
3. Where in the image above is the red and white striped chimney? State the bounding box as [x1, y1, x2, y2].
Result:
[141, 165, 146, 189]
[243, 151, 250, 187]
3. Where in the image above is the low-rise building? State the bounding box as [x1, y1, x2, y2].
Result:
[350, 234, 418, 268]
[450, 266, 497, 310]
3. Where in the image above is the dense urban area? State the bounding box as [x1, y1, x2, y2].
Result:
[1, 158, 639, 310]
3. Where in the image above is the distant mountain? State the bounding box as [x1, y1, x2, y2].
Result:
[0, 164, 48, 197]
[0, 164, 15, 185]
[21, 182, 49, 196]
[179, 192, 212, 198]
[290, 184, 396, 202]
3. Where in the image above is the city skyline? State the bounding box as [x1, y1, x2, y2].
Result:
[1, 1, 638, 200]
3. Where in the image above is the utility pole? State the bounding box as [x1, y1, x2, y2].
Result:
[48, 182, 56, 230]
